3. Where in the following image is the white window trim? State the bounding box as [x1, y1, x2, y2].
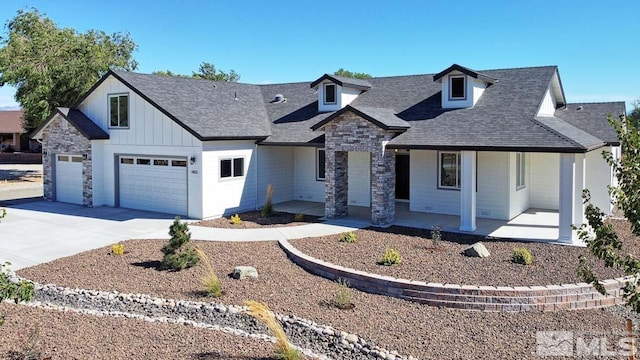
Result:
[323, 83, 337, 105]
[516, 152, 526, 190]
[316, 148, 326, 181]
[438, 151, 461, 190]
[448, 75, 467, 101]
[108, 93, 130, 129]
[219, 156, 245, 180]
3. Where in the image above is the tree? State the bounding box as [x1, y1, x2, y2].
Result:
[0, 9, 138, 131]
[577, 114, 640, 312]
[333, 68, 372, 79]
[628, 99, 640, 129]
[153, 62, 240, 82]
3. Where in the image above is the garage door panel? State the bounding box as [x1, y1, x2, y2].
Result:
[56, 155, 83, 205]
[119, 156, 187, 216]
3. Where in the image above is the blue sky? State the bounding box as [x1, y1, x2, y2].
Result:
[0, 0, 638, 110]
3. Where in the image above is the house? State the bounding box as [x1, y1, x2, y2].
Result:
[31, 64, 625, 244]
[0, 110, 25, 151]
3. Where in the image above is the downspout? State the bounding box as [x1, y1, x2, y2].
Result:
[255, 142, 259, 211]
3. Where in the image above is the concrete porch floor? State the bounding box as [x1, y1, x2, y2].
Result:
[273, 200, 560, 242]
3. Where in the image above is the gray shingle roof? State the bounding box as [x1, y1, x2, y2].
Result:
[111, 71, 271, 140]
[433, 64, 498, 84]
[554, 102, 625, 145]
[311, 105, 410, 131]
[309, 74, 372, 90]
[32, 107, 109, 140]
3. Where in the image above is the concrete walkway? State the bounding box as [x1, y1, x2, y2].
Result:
[0, 200, 361, 270]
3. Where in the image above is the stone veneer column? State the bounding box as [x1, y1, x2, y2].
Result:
[371, 146, 395, 225]
[325, 150, 348, 219]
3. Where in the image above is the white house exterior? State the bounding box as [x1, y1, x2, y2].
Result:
[32, 64, 625, 244]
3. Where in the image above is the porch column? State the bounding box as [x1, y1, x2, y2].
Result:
[325, 150, 348, 219]
[371, 146, 395, 225]
[559, 153, 585, 244]
[459, 150, 477, 232]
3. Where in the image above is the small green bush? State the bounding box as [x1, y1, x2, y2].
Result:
[333, 278, 353, 309]
[161, 217, 200, 271]
[380, 247, 402, 266]
[230, 214, 242, 225]
[339, 231, 357, 243]
[0, 208, 6, 222]
[512, 247, 533, 265]
[294, 213, 304, 222]
[0, 262, 35, 303]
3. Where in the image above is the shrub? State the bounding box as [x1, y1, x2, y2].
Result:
[339, 231, 357, 243]
[333, 278, 353, 309]
[161, 217, 200, 271]
[512, 247, 533, 265]
[431, 225, 442, 248]
[0, 262, 35, 303]
[380, 247, 402, 266]
[230, 214, 242, 225]
[0, 208, 6, 222]
[261, 184, 274, 217]
[243, 300, 301, 360]
[294, 213, 304, 222]
[110, 243, 125, 255]
[195, 248, 222, 298]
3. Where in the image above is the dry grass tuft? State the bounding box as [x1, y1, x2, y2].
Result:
[195, 248, 222, 297]
[243, 300, 301, 360]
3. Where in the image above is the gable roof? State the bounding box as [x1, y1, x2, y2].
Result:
[433, 64, 498, 84]
[309, 74, 372, 90]
[311, 105, 410, 131]
[32, 107, 109, 140]
[0, 110, 24, 133]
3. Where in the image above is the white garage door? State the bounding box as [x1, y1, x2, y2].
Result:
[119, 156, 188, 215]
[56, 154, 83, 205]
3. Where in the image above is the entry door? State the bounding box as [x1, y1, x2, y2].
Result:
[395, 154, 410, 200]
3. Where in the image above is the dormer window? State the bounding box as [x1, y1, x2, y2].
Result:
[324, 84, 337, 105]
[449, 76, 466, 100]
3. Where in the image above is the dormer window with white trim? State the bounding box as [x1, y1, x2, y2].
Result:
[324, 84, 337, 105]
[449, 76, 466, 100]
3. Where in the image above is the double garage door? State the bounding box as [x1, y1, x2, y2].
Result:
[119, 156, 188, 216]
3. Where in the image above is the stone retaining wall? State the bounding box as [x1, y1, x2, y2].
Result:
[279, 239, 627, 312]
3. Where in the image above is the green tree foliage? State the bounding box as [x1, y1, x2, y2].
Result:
[577, 114, 640, 312]
[0, 9, 138, 131]
[333, 68, 372, 79]
[628, 99, 640, 129]
[161, 217, 200, 271]
[153, 62, 240, 82]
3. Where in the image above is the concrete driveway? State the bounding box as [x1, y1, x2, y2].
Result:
[0, 200, 180, 270]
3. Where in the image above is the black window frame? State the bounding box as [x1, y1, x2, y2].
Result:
[220, 157, 245, 179]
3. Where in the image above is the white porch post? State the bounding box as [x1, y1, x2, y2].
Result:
[459, 150, 477, 232]
[559, 153, 585, 244]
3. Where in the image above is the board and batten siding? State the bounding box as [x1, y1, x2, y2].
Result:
[348, 152, 371, 206]
[78, 75, 203, 217]
[293, 147, 325, 202]
[201, 141, 257, 218]
[537, 89, 557, 116]
[529, 153, 559, 210]
[257, 146, 295, 207]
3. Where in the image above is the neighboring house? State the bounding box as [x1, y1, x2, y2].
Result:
[32, 64, 625, 244]
[0, 110, 24, 150]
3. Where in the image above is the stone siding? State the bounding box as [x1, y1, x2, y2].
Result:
[42, 115, 93, 207]
[323, 113, 398, 225]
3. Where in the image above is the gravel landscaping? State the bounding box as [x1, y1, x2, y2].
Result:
[194, 210, 320, 229]
[10, 233, 640, 359]
[290, 220, 639, 286]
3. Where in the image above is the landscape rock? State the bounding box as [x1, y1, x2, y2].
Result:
[232, 266, 259, 280]
[463, 242, 490, 258]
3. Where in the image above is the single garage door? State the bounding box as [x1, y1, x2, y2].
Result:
[56, 154, 83, 205]
[119, 156, 188, 215]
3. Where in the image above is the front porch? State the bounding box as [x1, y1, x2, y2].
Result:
[274, 200, 562, 243]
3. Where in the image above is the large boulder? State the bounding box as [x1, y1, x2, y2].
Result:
[232, 266, 258, 280]
[463, 242, 490, 258]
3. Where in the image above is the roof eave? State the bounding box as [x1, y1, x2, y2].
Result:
[387, 144, 592, 153]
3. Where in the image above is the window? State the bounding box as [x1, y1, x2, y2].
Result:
[153, 159, 169, 166]
[316, 148, 326, 181]
[220, 157, 244, 178]
[120, 158, 134, 164]
[324, 84, 336, 104]
[439, 151, 461, 189]
[516, 152, 526, 189]
[137, 158, 151, 165]
[449, 76, 466, 100]
[172, 160, 187, 167]
[109, 94, 129, 128]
